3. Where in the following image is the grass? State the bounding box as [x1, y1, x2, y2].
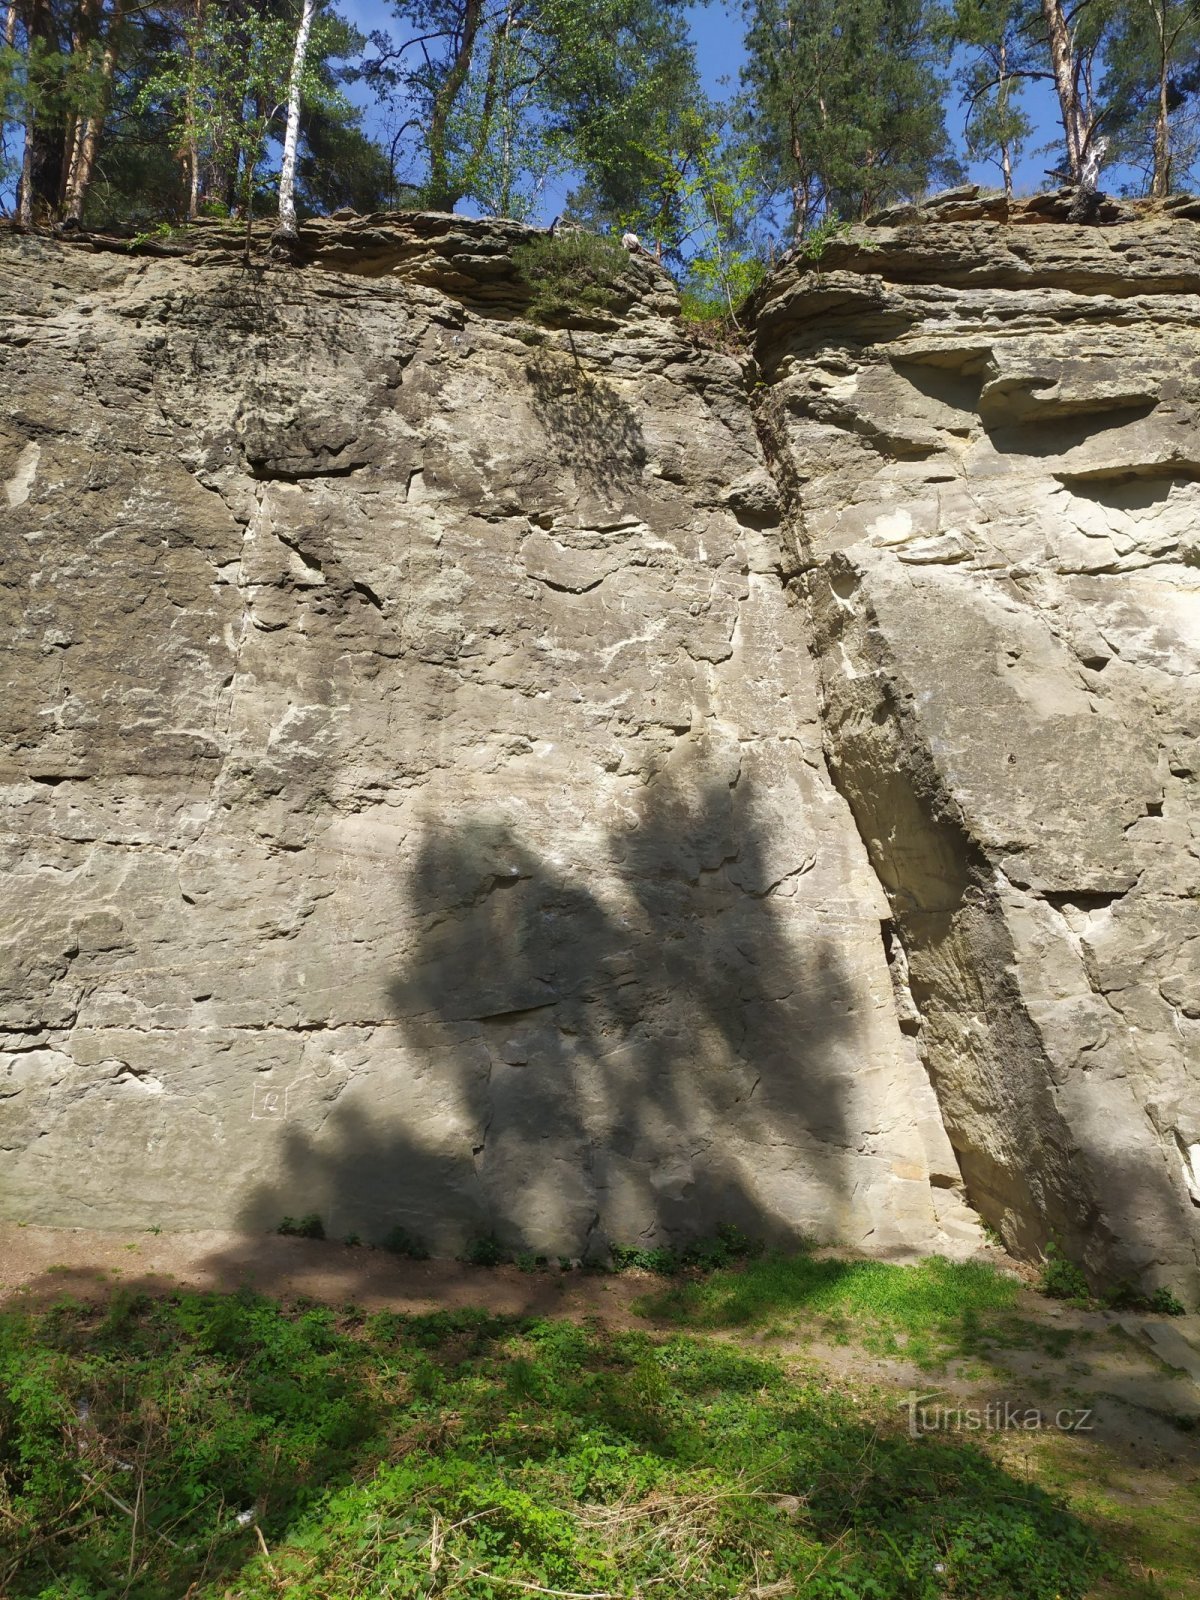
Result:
[0, 1287, 1121, 1599]
[635, 1250, 1039, 1369]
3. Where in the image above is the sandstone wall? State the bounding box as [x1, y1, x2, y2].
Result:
[755, 195, 1200, 1295]
[1, 201, 1197, 1294]
[0, 216, 963, 1261]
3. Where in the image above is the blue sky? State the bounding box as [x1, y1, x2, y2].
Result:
[339, 0, 1081, 216]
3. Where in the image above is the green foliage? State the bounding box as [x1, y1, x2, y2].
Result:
[380, 1224, 430, 1259]
[740, 0, 962, 236]
[796, 215, 853, 262]
[611, 1224, 765, 1276]
[459, 1232, 511, 1267]
[0, 1289, 1116, 1599]
[511, 230, 631, 325]
[364, 0, 701, 219]
[618, 104, 770, 329]
[639, 1247, 1026, 1368]
[278, 1212, 326, 1239]
[941, 0, 1037, 192]
[1038, 1241, 1091, 1302]
[1103, 1281, 1187, 1316]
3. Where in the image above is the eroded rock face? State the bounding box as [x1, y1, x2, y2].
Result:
[2, 202, 1196, 1294]
[0, 215, 962, 1260]
[756, 201, 1200, 1295]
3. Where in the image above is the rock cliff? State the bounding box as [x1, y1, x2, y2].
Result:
[2, 200, 1197, 1294]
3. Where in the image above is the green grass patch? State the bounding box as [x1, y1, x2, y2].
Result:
[0, 1288, 1119, 1598]
[637, 1250, 1030, 1367]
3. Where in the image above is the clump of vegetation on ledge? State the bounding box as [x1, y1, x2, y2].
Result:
[511, 232, 633, 326]
[0, 1288, 1115, 1600]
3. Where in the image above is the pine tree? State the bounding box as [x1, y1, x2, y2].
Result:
[740, 0, 961, 237]
[363, 0, 701, 220]
[944, 0, 1037, 196]
[1102, 0, 1200, 196]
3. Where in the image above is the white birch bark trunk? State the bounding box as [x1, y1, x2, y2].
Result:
[275, 0, 317, 241]
[1040, 0, 1085, 179]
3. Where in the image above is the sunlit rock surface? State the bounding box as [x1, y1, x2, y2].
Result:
[756, 196, 1200, 1295]
[1, 199, 1197, 1293]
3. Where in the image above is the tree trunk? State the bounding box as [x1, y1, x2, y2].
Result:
[184, 0, 203, 218]
[1150, 1, 1171, 198]
[426, 0, 482, 212]
[1040, 0, 1085, 179]
[275, 0, 317, 240]
[998, 38, 1013, 201]
[63, 0, 123, 223]
[21, 0, 66, 220]
[18, 92, 34, 226]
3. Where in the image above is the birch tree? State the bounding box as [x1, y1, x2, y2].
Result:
[275, 0, 318, 239]
[945, 0, 1038, 197]
[1036, 0, 1118, 186]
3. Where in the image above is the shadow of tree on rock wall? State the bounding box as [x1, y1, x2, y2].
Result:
[235, 776, 865, 1259]
[524, 347, 648, 499]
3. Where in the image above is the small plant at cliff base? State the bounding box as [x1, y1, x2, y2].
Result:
[380, 1223, 430, 1260]
[511, 231, 632, 325]
[277, 1211, 325, 1239]
[1103, 1281, 1187, 1316]
[1038, 1241, 1091, 1303]
[611, 1223, 765, 1276]
[460, 1231, 511, 1267]
[0, 1290, 1118, 1599]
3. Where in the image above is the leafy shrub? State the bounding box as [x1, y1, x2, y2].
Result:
[379, 1224, 430, 1260]
[277, 1212, 325, 1239]
[511, 231, 631, 325]
[1039, 1242, 1090, 1302]
[460, 1233, 511, 1268]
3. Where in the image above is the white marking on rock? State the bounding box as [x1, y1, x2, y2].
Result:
[5, 441, 40, 509]
[868, 508, 915, 545]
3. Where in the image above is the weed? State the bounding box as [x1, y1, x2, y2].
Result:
[127, 219, 185, 251]
[611, 1224, 764, 1277]
[1039, 1242, 1091, 1303]
[379, 1224, 430, 1260]
[460, 1233, 511, 1268]
[277, 1213, 325, 1240]
[1104, 1281, 1187, 1316]
[797, 214, 852, 263]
